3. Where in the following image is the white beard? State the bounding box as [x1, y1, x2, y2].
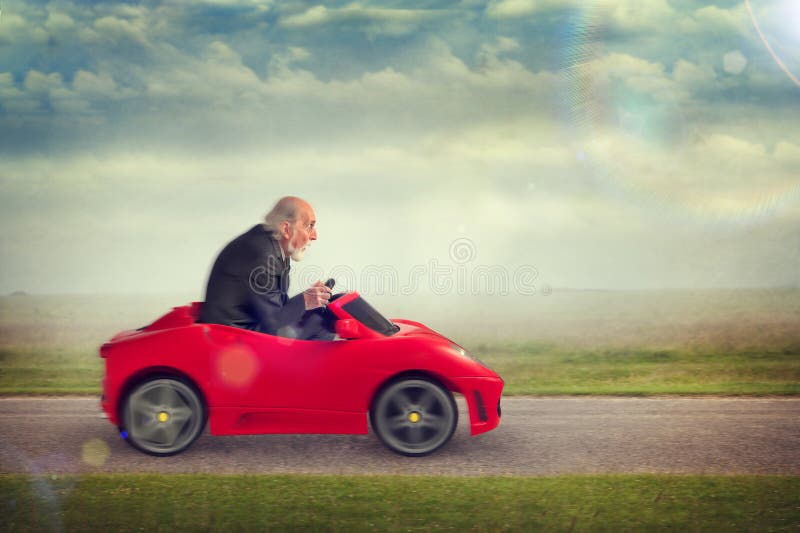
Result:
[287, 241, 307, 262]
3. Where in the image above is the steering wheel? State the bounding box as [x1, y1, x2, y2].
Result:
[325, 278, 346, 302]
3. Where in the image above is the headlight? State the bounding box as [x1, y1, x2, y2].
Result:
[449, 343, 468, 358]
[450, 342, 492, 370]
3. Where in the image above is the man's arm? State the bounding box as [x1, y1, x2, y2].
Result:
[249, 286, 306, 335]
[248, 278, 333, 335]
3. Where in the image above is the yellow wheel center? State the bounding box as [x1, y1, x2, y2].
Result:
[157, 412, 170, 423]
[408, 412, 421, 423]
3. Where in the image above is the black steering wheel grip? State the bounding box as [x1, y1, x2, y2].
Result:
[324, 278, 345, 302]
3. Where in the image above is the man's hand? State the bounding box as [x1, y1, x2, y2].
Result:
[303, 280, 332, 310]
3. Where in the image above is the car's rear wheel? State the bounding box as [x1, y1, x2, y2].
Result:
[371, 377, 457, 456]
[121, 377, 206, 456]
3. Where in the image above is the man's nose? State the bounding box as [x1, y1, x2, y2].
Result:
[311, 228, 318, 240]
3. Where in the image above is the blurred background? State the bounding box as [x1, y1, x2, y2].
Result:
[0, 1, 798, 352]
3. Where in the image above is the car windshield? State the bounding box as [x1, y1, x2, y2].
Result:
[341, 296, 400, 336]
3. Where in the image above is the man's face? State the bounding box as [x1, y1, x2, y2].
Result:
[286, 205, 317, 261]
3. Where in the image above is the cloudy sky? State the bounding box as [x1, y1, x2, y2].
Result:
[1, 0, 798, 296]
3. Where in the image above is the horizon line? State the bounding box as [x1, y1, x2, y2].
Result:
[3, 286, 799, 298]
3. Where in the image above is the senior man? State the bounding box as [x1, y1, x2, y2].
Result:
[198, 196, 335, 340]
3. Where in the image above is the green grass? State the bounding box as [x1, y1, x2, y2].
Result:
[2, 474, 798, 531]
[472, 342, 800, 396]
[0, 345, 102, 394]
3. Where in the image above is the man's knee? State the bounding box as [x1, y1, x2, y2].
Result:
[296, 308, 336, 341]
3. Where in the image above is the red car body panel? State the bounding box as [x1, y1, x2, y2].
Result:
[101, 293, 503, 441]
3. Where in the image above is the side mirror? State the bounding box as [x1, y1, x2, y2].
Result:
[335, 319, 362, 340]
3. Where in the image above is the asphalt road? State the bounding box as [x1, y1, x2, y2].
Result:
[1, 397, 798, 476]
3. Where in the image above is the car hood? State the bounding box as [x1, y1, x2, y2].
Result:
[392, 319, 497, 373]
[391, 318, 444, 338]
[390, 319, 466, 351]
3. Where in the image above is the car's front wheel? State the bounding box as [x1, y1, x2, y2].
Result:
[371, 377, 457, 456]
[121, 377, 206, 456]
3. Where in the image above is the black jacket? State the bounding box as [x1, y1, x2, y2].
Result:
[198, 224, 305, 334]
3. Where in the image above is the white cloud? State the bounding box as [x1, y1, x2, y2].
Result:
[0, 13, 31, 45]
[72, 70, 119, 99]
[486, 0, 579, 19]
[774, 141, 800, 165]
[486, 0, 538, 18]
[282, 5, 328, 27]
[268, 46, 312, 73]
[693, 4, 748, 35]
[608, 0, 678, 32]
[574, 52, 736, 105]
[698, 133, 767, 159]
[582, 53, 689, 103]
[44, 11, 77, 34]
[144, 41, 262, 102]
[287, 46, 310, 62]
[111, 33, 558, 133]
[109, 4, 151, 19]
[50, 88, 91, 114]
[0, 73, 39, 113]
[280, 3, 449, 35]
[607, 129, 798, 220]
[593, 53, 665, 80]
[477, 36, 520, 66]
[673, 59, 716, 90]
[24, 70, 64, 95]
[93, 16, 150, 47]
[163, 0, 272, 6]
[421, 123, 573, 168]
[8, 70, 91, 114]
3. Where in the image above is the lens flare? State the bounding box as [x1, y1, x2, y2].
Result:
[215, 344, 259, 388]
[81, 438, 110, 467]
[723, 50, 748, 75]
[1, 444, 70, 531]
[746, 0, 800, 87]
[558, 1, 800, 228]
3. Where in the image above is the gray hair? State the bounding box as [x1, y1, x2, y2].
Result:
[262, 196, 305, 239]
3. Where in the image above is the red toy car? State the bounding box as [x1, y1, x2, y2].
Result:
[100, 290, 503, 457]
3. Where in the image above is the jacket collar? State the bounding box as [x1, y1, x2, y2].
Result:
[251, 224, 290, 270]
[267, 231, 290, 270]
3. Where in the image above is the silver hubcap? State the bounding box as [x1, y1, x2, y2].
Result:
[124, 379, 203, 455]
[373, 379, 456, 455]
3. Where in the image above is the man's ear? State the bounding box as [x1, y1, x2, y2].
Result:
[280, 220, 291, 239]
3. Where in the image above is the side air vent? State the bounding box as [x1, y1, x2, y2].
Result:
[473, 390, 488, 422]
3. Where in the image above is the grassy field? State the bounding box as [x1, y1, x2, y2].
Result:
[485, 343, 800, 395]
[3, 473, 799, 531]
[1, 289, 798, 395]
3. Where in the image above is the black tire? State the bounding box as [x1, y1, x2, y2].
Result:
[370, 377, 457, 456]
[120, 376, 206, 457]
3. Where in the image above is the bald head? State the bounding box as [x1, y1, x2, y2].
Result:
[263, 196, 312, 239]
